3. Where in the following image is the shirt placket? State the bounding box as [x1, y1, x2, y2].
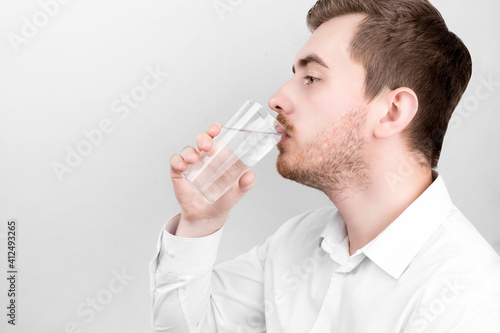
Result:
[308, 270, 346, 332]
[309, 236, 366, 332]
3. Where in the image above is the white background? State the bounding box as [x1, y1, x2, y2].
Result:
[0, 0, 499, 332]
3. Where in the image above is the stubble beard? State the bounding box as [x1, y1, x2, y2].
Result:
[276, 105, 371, 198]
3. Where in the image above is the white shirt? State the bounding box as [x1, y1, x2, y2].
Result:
[150, 174, 500, 332]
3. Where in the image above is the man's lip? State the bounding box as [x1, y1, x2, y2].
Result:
[277, 132, 290, 146]
[275, 124, 290, 137]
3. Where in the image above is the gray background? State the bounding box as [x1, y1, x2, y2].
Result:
[0, 0, 498, 332]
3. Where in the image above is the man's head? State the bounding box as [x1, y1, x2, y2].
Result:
[270, 0, 472, 195]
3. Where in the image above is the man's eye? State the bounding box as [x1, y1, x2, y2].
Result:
[305, 76, 320, 85]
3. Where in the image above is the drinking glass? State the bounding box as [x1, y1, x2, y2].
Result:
[182, 100, 283, 204]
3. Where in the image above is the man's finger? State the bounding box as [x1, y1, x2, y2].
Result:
[170, 154, 188, 177]
[195, 132, 213, 152]
[207, 123, 223, 138]
[180, 146, 199, 164]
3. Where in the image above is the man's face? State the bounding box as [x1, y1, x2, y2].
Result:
[269, 14, 372, 194]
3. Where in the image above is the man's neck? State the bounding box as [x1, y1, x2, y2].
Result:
[326, 162, 433, 256]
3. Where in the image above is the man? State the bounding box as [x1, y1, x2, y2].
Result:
[150, 0, 500, 332]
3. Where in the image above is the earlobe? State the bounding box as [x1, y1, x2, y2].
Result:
[373, 88, 418, 139]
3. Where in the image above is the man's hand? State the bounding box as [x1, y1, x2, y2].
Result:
[169, 123, 255, 237]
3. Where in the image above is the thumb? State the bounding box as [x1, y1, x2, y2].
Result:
[216, 171, 256, 207]
[224, 171, 255, 202]
[238, 171, 255, 193]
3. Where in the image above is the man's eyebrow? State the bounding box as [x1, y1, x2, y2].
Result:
[292, 54, 329, 73]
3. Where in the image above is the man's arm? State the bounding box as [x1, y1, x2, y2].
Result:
[150, 214, 269, 332]
[151, 122, 263, 332]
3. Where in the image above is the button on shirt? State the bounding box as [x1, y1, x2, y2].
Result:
[149, 174, 500, 332]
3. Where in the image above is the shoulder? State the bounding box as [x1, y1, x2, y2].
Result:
[438, 205, 500, 266]
[410, 204, 500, 290]
[401, 207, 500, 331]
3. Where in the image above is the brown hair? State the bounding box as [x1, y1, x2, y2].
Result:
[307, 0, 472, 168]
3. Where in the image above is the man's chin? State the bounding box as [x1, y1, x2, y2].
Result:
[275, 154, 288, 178]
[276, 154, 298, 181]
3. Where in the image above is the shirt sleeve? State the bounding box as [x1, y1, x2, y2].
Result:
[149, 213, 268, 333]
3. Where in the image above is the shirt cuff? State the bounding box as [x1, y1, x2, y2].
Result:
[152, 213, 224, 277]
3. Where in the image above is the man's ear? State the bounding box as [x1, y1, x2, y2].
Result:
[373, 87, 419, 139]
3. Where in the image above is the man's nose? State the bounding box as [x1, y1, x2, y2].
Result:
[268, 81, 293, 115]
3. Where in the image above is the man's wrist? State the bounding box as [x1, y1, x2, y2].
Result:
[174, 215, 226, 238]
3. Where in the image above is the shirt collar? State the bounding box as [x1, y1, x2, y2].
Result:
[319, 171, 454, 279]
[318, 210, 349, 268]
